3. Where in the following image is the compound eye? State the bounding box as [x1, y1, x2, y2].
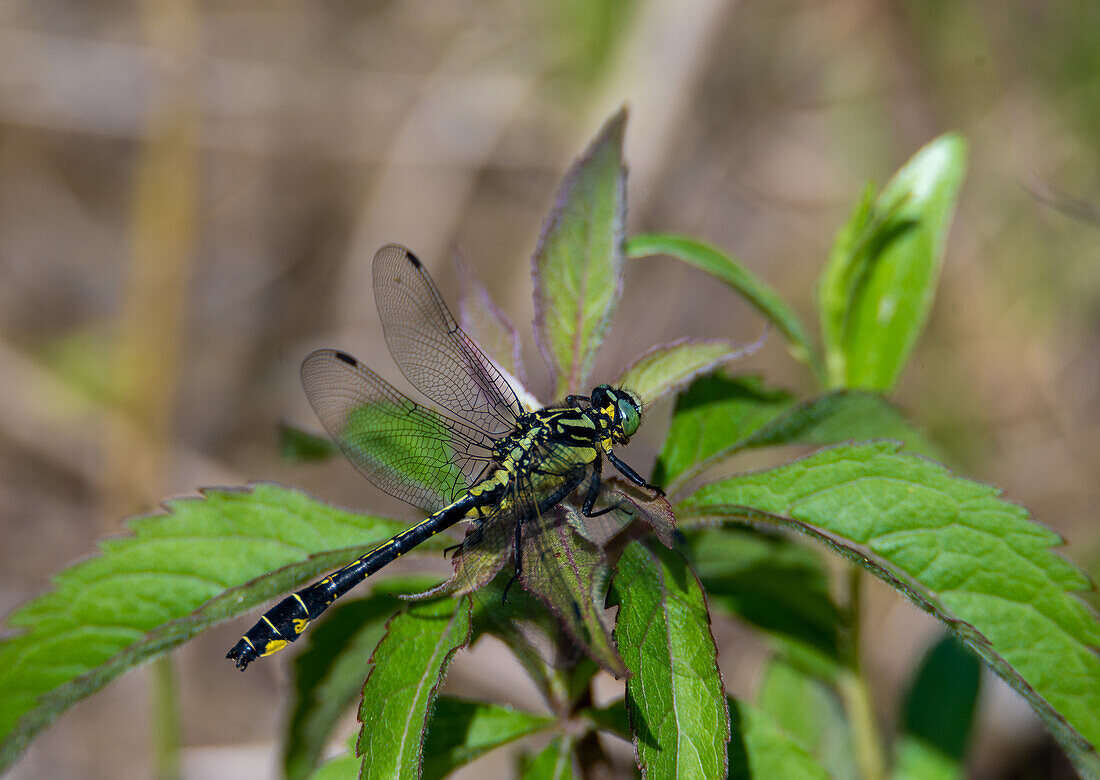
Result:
[618, 399, 640, 437]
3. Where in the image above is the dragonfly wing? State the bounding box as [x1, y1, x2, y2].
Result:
[301, 348, 497, 512]
[500, 465, 626, 675]
[373, 243, 525, 436]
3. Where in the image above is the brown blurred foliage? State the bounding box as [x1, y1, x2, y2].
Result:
[1, 1, 1097, 777]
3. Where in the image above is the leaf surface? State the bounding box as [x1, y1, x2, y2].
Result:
[742, 390, 939, 459]
[686, 528, 841, 671]
[356, 596, 471, 779]
[285, 577, 441, 780]
[520, 505, 625, 677]
[533, 109, 627, 397]
[818, 134, 967, 390]
[0, 484, 423, 773]
[893, 634, 981, 780]
[613, 542, 729, 778]
[519, 736, 580, 780]
[680, 442, 1100, 773]
[654, 374, 793, 491]
[616, 338, 764, 407]
[656, 374, 938, 494]
[421, 696, 555, 780]
[279, 421, 338, 462]
[756, 657, 856, 778]
[306, 754, 358, 780]
[728, 699, 831, 780]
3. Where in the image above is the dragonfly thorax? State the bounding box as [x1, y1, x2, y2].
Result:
[487, 386, 642, 465]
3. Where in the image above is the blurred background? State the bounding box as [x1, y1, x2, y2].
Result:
[1, 0, 1097, 777]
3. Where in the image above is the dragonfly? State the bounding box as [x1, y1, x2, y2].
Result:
[227, 243, 663, 671]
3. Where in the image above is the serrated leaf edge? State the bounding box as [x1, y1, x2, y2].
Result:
[676, 442, 1099, 775]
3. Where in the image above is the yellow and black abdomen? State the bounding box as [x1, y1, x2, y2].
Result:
[227, 490, 482, 670]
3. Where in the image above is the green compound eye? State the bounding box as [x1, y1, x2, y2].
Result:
[617, 397, 640, 438]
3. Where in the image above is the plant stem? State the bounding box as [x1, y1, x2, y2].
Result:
[575, 729, 610, 779]
[151, 655, 181, 780]
[841, 567, 886, 780]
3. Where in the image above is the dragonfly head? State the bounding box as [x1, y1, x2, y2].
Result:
[591, 385, 642, 443]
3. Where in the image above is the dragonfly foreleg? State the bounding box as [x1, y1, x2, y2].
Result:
[606, 450, 665, 496]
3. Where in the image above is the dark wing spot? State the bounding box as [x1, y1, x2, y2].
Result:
[334, 351, 358, 366]
[404, 248, 422, 268]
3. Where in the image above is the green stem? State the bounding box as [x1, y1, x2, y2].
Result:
[151, 654, 181, 780]
[841, 568, 886, 780]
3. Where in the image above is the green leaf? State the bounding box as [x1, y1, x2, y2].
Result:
[818, 134, 968, 390]
[279, 421, 338, 462]
[818, 181, 877, 384]
[757, 657, 856, 779]
[533, 108, 627, 397]
[306, 753, 359, 780]
[519, 505, 626, 677]
[626, 232, 818, 374]
[596, 479, 678, 550]
[892, 741, 961, 780]
[686, 528, 841, 671]
[0, 485, 424, 773]
[581, 699, 630, 741]
[893, 634, 981, 780]
[728, 698, 831, 780]
[679, 442, 1100, 774]
[285, 577, 442, 780]
[422, 696, 555, 780]
[654, 374, 793, 492]
[613, 542, 729, 778]
[519, 736, 580, 780]
[742, 389, 940, 460]
[656, 373, 939, 494]
[616, 338, 763, 407]
[356, 596, 471, 780]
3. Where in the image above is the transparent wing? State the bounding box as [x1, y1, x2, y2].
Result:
[497, 463, 624, 674]
[301, 348, 497, 512]
[450, 436, 625, 661]
[373, 243, 525, 436]
[446, 444, 594, 601]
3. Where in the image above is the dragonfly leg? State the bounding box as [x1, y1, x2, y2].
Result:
[607, 451, 665, 496]
[502, 521, 523, 603]
[565, 394, 590, 406]
[582, 460, 621, 517]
